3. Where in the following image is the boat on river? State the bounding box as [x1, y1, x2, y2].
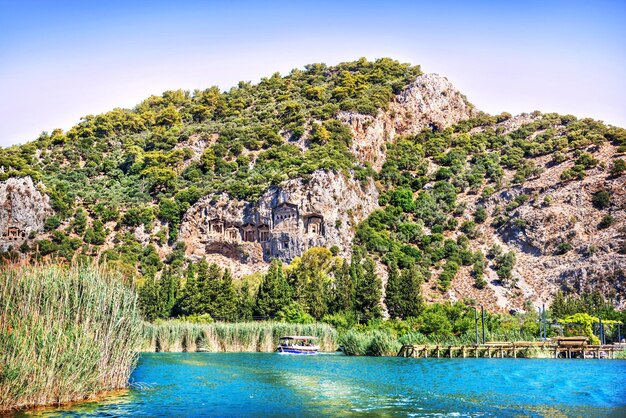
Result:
[276, 336, 319, 355]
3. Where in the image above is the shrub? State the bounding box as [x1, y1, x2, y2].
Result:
[556, 242, 573, 255]
[474, 205, 487, 223]
[609, 159, 625, 177]
[598, 215, 615, 229]
[592, 190, 610, 209]
[495, 251, 516, 285]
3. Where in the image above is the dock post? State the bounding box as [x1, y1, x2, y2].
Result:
[474, 307, 479, 345]
[512, 343, 516, 358]
[481, 306, 486, 345]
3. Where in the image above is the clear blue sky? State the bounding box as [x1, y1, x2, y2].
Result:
[0, 0, 624, 147]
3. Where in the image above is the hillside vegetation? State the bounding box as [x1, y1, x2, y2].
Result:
[1, 57, 625, 316]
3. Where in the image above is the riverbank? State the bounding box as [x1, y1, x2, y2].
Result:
[140, 320, 338, 352]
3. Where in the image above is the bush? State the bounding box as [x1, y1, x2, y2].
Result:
[495, 251, 516, 285]
[419, 311, 452, 335]
[474, 205, 487, 223]
[556, 242, 573, 255]
[609, 159, 625, 177]
[592, 190, 610, 209]
[598, 214, 615, 229]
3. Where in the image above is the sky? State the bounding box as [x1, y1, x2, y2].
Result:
[0, 0, 624, 148]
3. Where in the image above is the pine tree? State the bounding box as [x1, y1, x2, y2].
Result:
[551, 290, 567, 319]
[354, 254, 382, 323]
[331, 259, 354, 313]
[349, 246, 366, 311]
[138, 276, 163, 321]
[175, 263, 199, 316]
[255, 259, 292, 318]
[215, 268, 238, 321]
[384, 262, 402, 319]
[159, 267, 179, 318]
[195, 260, 222, 316]
[399, 264, 424, 318]
[237, 280, 255, 320]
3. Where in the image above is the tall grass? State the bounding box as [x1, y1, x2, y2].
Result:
[0, 263, 144, 412]
[340, 329, 541, 356]
[144, 321, 338, 352]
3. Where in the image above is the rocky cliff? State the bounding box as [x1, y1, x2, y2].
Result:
[0, 177, 53, 251]
[180, 170, 379, 276]
[339, 73, 477, 171]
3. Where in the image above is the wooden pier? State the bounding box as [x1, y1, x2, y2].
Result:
[397, 340, 623, 359]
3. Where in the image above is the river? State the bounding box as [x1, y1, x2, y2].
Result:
[22, 353, 626, 417]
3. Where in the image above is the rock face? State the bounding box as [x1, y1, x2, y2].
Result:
[338, 73, 477, 171]
[496, 148, 626, 309]
[441, 143, 626, 312]
[180, 170, 378, 275]
[0, 177, 53, 251]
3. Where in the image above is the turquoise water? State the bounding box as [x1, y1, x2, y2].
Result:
[27, 353, 626, 417]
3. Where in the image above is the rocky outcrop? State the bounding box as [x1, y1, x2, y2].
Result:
[180, 170, 378, 276]
[338, 73, 477, 171]
[0, 176, 53, 251]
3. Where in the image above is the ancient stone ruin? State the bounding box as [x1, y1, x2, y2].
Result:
[0, 176, 53, 252]
[180, 170, 379, 272]
[195, 201, 325, 262]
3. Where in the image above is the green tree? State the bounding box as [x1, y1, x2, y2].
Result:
[176, 264, 199, 316]
[159, 268, 179, 318]
[214, 269, 238, 320]
[72, 208, 87, 235]
[84, 220, 107, 245]
[255, 259, 292, 318]
[289, 247, 334, 319]
[354, 250, 382, 323]
[495, 251, 516, 286]
[237, 280, 255, 320]
[384, 262, 402, 319]
[330, 259, 354, 313]
[399, 264, 424, 318]
[138, 276, 163, 321]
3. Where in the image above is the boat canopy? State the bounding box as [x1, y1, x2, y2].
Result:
[279, 336, 318, 340]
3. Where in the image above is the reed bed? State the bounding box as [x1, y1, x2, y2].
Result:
[0, 263, 144, 412]
[144, 321, 338, 352]
[340, 329, 540, 356]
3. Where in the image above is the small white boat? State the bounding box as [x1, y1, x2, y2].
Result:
[276, 336, 319, 355]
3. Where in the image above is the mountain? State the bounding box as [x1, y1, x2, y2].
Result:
[1, 58, 624, 312]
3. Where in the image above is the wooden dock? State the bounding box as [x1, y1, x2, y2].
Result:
[397, 341, 623, 359]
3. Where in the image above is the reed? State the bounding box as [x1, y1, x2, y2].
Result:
[341, 329, 540, 356]
[145, 321, 338, 352]
[0, 262, 144, 412]
[339, 330, 401, 356]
